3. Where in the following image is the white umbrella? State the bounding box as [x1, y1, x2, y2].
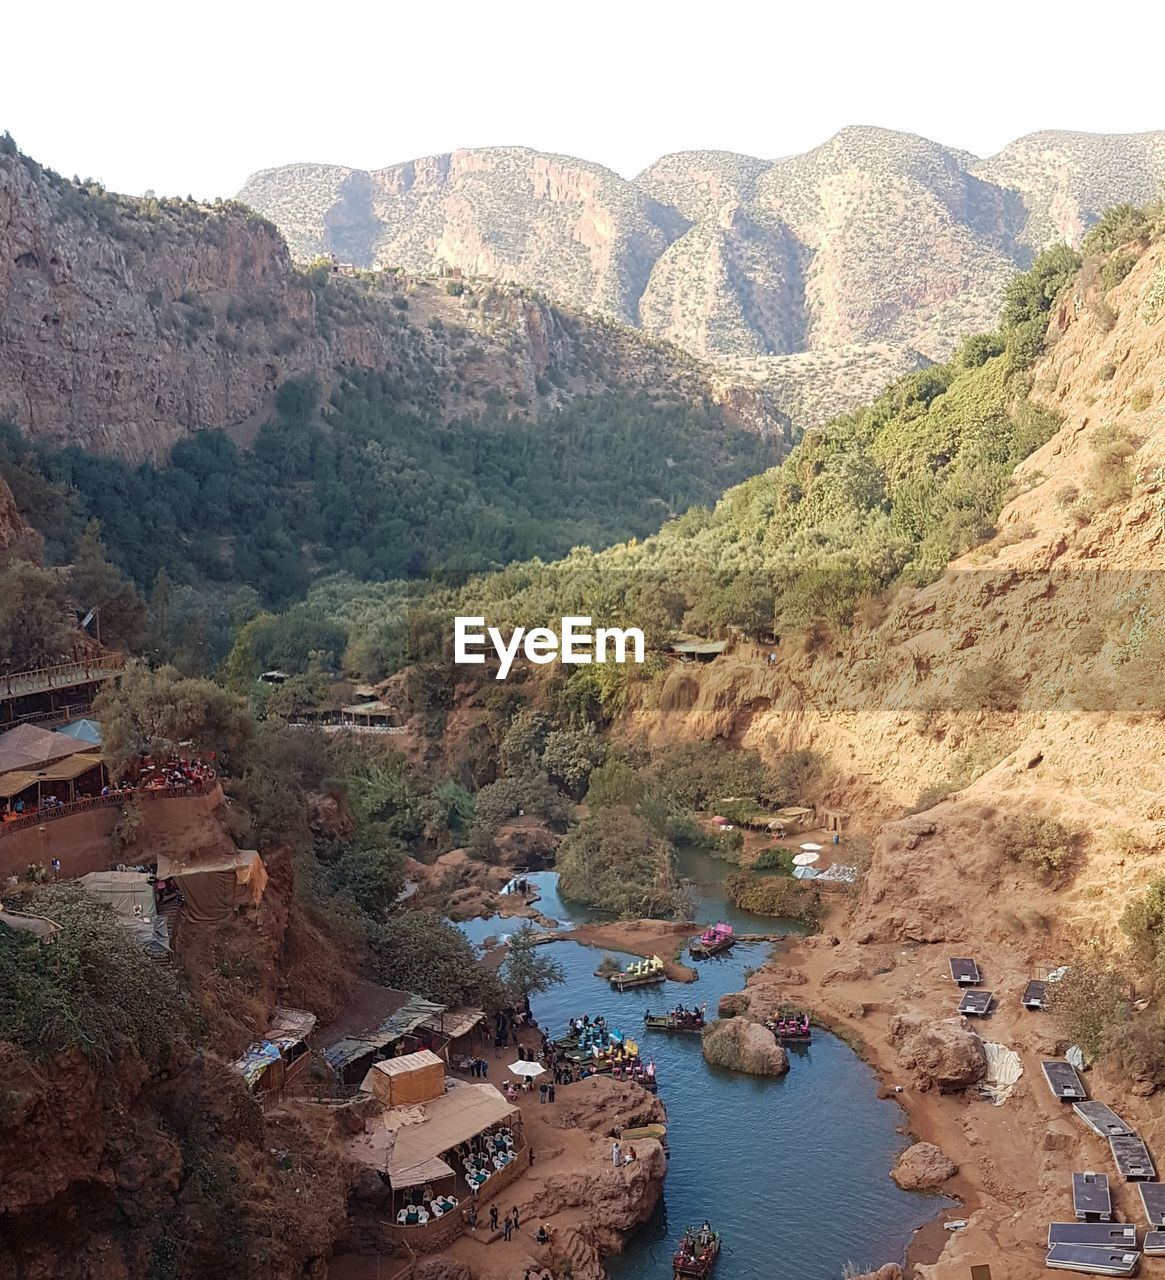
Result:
[799, 842, 824, 852]
[508, 1060, 546, 1078]
[792, 851, 820, 867]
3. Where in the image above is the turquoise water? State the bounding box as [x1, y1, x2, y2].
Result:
[457, 868, 946, 1278]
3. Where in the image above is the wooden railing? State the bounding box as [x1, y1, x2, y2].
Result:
[0, 779, 215, 837]
[1, 654, 124, 700]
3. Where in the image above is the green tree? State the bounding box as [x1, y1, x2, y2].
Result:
[368, 912, 504, 1008]
[67, 519, 147, 650]
[326, 840, 407, 919]
[0, 560, 74, 669]
[93, 661, 253, 780]
[556, 807, 687, 917]
[501, 923, 565, 1001]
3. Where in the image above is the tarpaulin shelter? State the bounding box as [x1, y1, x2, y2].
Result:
[320, 985, 446, 1087]
[79, 871, 171, 956]
[80, 870, 155, 917]
[234, 1007, 318, 1094]
[155, 849, 267, 923]
[0, 906, 61, 942]
[422, 1007, 485, 1044]
[361, 1049, 445, 1107]
[387, 1083, 518, 1182]
[0, 752, 104, 799]
[55, 719, 103, 746]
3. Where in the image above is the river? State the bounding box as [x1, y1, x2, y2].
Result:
[457, 857, 946, 1279]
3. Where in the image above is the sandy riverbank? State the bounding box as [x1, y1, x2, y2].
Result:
[736, 898, 1161, 1279]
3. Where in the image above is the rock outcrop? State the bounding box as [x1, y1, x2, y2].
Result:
[890, 1141, 958, 1190]
[0, 145, 789, 465]
[889, 1016, 987, 1093]
[702, 1017, 789, 1076]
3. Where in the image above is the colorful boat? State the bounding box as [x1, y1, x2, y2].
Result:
[644, 1005, 706, 1033]
[673, 1227, 720, 1278]
[610, 955, 666, 989]
[765, 1011, 811, 1042]
[689, 923, 734, 959]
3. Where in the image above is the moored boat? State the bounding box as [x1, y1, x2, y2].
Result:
[644, 1004, 706, 1033]
[765, 1011, 811, 1042]
[610, 955, 666, 989]
[689, 922, 734, 959]
[673, 1224, 720, 1279]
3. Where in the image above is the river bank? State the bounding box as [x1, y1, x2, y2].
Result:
[744, 897, 1160, 1279]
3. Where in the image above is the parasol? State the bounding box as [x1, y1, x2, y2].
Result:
[799, 842, 823, 852]
[508, 1060, 546, 1078]
[792, 851, 820, 867]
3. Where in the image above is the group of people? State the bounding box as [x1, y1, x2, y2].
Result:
[465, 1200, 553, 1252]
[464, 1056, 490, 1078]
[1, 754, 216, 827]
[675, 1222, 716, 1266]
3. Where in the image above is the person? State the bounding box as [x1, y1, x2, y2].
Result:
[466, 1203, 478, 1229]
[50, 858, 61, 880]
[698, 1221, 712, 1246]
[480, 1058, 488, 1078]
[512, 1206, 521, 1230]
[626, 1145, 637, 1163]
[538, 1082, 547, 1103]
[490, 1205, 499, 1232]
[611, 1140, 621, 1168]
[528, 1146, 535, 1166]
[536, 1223, 550, 1245]
[548, 1081, 556, 1103]
[503, 1212, 513, 1242]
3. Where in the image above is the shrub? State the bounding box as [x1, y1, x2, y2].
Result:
[1120, 877, 1165, 982]
[1108, 1019, 1165, 1092]
[368, 912, 504, 1008]
[1097, 363, 1117, 382]
[1000, 814, 1077, 881]
[0, 885, 191, 1064]
[725, 871, 823, 926]
[1047, 951, 1129, 1056]
[1131, 386, 1154, 412]
[953, 662, 1023, 712]
[1089, 424, 1137, 509]
[1102, 253, 1138, 291]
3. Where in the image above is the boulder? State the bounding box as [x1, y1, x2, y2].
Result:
[718, 991, 750, 1017]
[702, 1018, 789, 1077]
[890, 1142, 957, 1190]
[890, 1016, 986, 1093]
[850, 1268, 904, 1280]
[415, 1262, 471, 1280]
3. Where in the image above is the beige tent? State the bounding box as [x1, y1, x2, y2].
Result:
[387, 1083, 518, 1181]
[389, 1154, 456, 1191]
[80, 870, 156, 919]
[361, 1049, 445, 1107]
[156, 849, 267, 923]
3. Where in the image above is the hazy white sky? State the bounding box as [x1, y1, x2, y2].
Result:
[4, 0, 1163, 199]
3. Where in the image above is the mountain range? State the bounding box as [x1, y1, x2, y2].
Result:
[240, 127, 1165, 423]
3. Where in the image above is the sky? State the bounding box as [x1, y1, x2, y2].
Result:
[3, 0, 1164, 200]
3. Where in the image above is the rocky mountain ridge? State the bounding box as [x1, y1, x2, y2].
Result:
[239, 127, 1165, 386]
[0, 144, 789, 464]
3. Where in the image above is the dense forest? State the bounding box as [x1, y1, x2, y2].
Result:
[0, 374, 778, 607]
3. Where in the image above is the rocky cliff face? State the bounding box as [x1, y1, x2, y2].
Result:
[0, 146, 789, 464]
[240, 127, 1165, 389]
